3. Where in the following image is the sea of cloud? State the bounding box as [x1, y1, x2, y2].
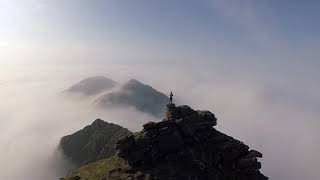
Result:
[0, 61, 319, 180]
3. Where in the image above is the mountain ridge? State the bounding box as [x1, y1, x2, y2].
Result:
[62, 104, 268, 180]
[65, 76, 117, 96]
[59, 119, 132, 168]
[95, 79, 169, 118]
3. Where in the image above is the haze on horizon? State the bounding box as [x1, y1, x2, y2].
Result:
[0, 0, 319, 180]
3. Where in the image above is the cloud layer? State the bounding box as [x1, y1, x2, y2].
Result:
[0, 62, 319, 179]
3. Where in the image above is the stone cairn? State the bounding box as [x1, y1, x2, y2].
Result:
[109, 103, 268, 180]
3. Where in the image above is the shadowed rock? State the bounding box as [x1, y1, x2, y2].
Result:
[59, 119, 132, 167]
[111, 105, 268, 180]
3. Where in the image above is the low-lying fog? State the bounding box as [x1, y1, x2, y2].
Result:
[0, 61, 319, 180]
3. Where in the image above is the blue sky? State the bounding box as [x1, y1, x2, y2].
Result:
[1, 0, 319, 110]
[1, 0, 319, 101]
[1, 0, 319, 65]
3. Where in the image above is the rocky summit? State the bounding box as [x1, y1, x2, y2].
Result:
[108, 104, 268, 180]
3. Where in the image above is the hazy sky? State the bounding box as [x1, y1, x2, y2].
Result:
[1, 0, 319, 104]
[1, 0, 319, 66]
[0, 1, 320, 180]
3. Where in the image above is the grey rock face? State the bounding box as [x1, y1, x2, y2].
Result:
[112, 105, 268, 180]
[59, 119, 132, 167]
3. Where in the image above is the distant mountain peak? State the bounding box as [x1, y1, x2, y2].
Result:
[81, 76, 112, 81]
[66, 76, 117, 96]
[127, 79, 141, 84]
[91, 118, 110, 128]
[95, 79, 169, 117]
[91, 118, 104, 124]
[123, 79, 146, 89]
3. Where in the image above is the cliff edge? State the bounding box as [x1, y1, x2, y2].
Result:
[107, 104, 268, 180]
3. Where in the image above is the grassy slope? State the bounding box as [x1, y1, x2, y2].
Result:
[63, 156, 125, 180]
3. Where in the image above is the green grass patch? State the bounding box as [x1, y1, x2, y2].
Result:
[63, 156, 125, 180]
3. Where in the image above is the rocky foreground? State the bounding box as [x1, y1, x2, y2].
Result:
[108, 104, 267, 180]
[63, 104, 268, 180]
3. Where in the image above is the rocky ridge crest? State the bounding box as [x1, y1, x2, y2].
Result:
[108, 104, 268, 180]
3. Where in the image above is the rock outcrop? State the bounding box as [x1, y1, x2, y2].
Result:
[95, 79, 169, 118]
[60, 119, 132, 167]
[108, 104, 268, 180]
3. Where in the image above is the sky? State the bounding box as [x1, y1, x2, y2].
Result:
[1, 0, 320, 65]
[1, 0, 319, 89]
[0, 0, 320, 180]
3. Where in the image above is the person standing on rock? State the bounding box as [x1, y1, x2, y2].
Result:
[166, 92, 175, 120]
[170, 92, 173, 104]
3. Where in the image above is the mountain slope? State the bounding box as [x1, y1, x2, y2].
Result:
[59, 119, 132, 167]
[62, 156, 125, 180]
[66, 76, 117, 96]
[95, 79, 169, 117]
[62, 105, 268, 180]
